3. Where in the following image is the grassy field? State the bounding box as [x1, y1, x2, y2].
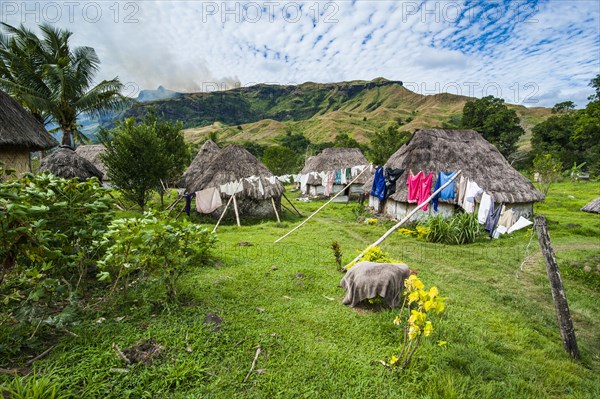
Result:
[2, 180, 599, 398]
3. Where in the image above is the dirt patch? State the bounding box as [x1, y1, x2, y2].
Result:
[122, 339, 165, 365]
[204, 312, 223, 332]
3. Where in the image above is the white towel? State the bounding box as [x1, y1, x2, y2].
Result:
[196, 187, 222, 214]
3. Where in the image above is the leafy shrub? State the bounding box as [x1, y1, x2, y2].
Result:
[424, 213, 481, 245]
[96, 212, 216, 300]
[346, 246, 401, 270]
[0, 171, 114, 339]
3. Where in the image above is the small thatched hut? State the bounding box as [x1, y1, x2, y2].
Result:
[299, 147, 369, 197]
[368, 129, 544, 221]
[0, 90, 58, 174]
[581, 197, 600, 214]
[39, 146, 103, 181]
[182, 140, 220, 189]
[185, 144, 284, 218]
[75, 144, 108, 181]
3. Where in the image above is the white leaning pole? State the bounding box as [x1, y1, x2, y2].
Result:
[344, 170, 462, 269]
[274, 165, 371, 243]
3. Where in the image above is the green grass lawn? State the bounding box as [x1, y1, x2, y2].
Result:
[3, 181, 600, 398]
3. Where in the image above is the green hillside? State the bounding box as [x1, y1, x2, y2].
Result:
[115, 78, 552, 146]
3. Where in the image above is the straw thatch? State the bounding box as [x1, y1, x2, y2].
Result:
[75, 144, 107, 180]
[187, 144, 284, 200]
[183, 140, 220, 190]
[382, 129, 544, 204]
[301, 147, 369, 182]
[581, 197, 600, 214]
[39, 146, 103, 181]
[0, 90, 57, 151]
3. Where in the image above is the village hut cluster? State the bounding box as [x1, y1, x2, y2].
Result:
[0, 89, 58, 174]
[297, 147, 370, 198]
[182, 141, 285, 220]
[364, 129, 545, 236]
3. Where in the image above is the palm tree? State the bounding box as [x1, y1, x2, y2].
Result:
[0, 23, 125, 146]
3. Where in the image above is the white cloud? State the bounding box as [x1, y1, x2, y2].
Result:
[0, 0, 598, 106]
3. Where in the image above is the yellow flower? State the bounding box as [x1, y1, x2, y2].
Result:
[424, 299, 436, 312]
[437, 340, 447, 347]
[408, 325, 420, 340]
[405, 274, 418, 289]
[434, 298, 446, 314]
[424, 321, 433, 337]
[393, 316, 401, 325]
[412, 277, 424, 290]
[390, 355, 399, 365]
[429, 287, 439, 298]
[409, 310, 426, 326]
[408, 291, 420, 304]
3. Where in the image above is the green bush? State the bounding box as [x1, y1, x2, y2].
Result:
[96, 212, 217, 300]
[424, 213, 481, 245]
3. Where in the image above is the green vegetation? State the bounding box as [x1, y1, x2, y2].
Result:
[368, 124, 412, 166]
[0, 23, 124, 146]
[531, 75, 600, 175]
[100, 116, 189, 210]
[461, 95, 525, 157]
[1, 176, 597, 398]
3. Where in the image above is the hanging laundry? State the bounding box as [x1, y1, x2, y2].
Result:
[406, 171, 424, 203]
[334, 170, 342, 184]
[484, 200, 502, 238]
[463, 179, 483, 213]
[324, 172, 335, 196]
[195, 187, 223, 214]
[507, 217, 533, 234]
[370, 167, 386, 201]
[478, 192, 493, 224]
[431, 171, 457, 212]
[418, 173, 434, 211]
[184, 192, 196, 216]
[384, 168, 404, 199]
[456, 175, 467, 206]
[498, 207, 516, 229]
[346, 168, 352, 182]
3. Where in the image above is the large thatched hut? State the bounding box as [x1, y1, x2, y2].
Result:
[0, 90, 58, 174]
[368, 129, 544, 221]
[299, 147, 369, 197]
[185, 144, 284, 218]
[182, 140, 220, 189]
[581, 198, 600, 214]
[75, 144, 108, 181]
[39, 146, 103, 181]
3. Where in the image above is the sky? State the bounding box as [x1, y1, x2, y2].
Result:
[1, 0, 599, 107]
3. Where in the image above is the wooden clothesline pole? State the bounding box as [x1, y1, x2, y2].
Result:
[212, 180, 244, 233]
[274, 165, 371, 243]
[271, 197, 281, 223]
[344, 170, 462, 269]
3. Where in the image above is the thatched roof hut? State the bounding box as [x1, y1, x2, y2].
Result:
[186, 144, 284, 218]
[299, 147, 370, 196]
[0, 90, 58, 174]
[39, 146, 103, 181]
[369, 129, 544, 220]
[581, 197, 600, 214]
[183, 140, 220, 191]
[75, 144, 107, 180]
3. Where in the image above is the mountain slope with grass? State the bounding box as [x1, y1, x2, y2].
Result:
[111, 78, 551, 146]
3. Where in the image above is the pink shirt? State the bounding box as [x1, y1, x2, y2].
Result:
[407, 171, 423, 202]
[419, 173, 434, 211]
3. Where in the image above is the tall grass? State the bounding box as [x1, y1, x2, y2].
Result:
[425, 213, 482, 245]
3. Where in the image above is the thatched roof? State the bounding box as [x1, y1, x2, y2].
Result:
[384, 129, 544, 204]
[183, 140, 220, 189]
[186, 144, 284, 200]
[581, 197, 600, 214]
[0, 90, 58, 151]
[39, 146, 103, 181]
[75, 144, 107, 180]
[301, 147, 369, 184]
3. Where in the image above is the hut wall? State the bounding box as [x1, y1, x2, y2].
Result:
[210, 196, 281, 219]
[0, 148, 30, 175]
[308, 185, 325, 196]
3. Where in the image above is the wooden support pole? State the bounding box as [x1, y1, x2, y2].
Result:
[212, 197, 233, 233]
[232, 194, 241, 227]
[271, 197, 281, 223]
[282, 192, 302, 216]
[344, 170, 462, 268]
[534, 215, 580, 360]
[274, 166, 371, 243]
